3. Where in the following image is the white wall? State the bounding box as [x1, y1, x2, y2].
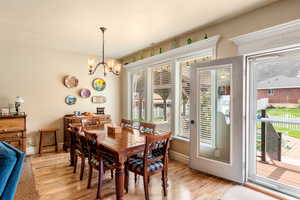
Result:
[0, 45, 121, 154]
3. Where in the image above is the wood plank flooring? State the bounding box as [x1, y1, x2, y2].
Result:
[31, 153, 235, 200]
[257, 160, 300, 188]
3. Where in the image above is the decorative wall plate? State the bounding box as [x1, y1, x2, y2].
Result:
[65, 95, 77, 105]
[92, 78, 106, 91]
[64, 75, 79, 88]
[79, 88, 91, 98]
[91, 96, 106, 104]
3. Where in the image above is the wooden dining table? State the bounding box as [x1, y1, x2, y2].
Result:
[79, 126, 146, 200]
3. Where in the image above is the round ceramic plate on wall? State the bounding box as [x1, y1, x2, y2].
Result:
[79, 88, 91, 98]
[65, 95, 77, 105]
[64, 75, 79, 88]
[92, 78, 106, 91]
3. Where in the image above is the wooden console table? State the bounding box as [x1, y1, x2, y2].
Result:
[63, 114, 111, 151]
[0, 115, 27, 152]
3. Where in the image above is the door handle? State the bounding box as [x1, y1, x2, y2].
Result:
[190, 120, 195, 124]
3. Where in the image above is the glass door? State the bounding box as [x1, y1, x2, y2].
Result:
[189, 56, 245, 183]
[247, 47, 300, 198]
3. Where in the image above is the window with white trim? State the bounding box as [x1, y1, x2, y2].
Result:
[125, 36, 219, 140]
[151, 64, 172, 132]
[131, 70, 146, 122]
[178, 56, 212, 139]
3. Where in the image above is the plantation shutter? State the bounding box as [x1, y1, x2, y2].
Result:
[199, 70, 213, 145]
[152, 65, 172, 132]
[179, 56, 213, 139]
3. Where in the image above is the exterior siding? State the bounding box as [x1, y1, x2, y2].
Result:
[257, 88, 300, 104]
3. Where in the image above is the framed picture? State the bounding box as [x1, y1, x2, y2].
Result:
[65, 95, 77, 105]
[91, 95, 106, 104]
[92, 78, 106, 91]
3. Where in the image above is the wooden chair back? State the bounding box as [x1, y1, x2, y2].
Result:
[68, 123, 87, 153]
[84, 131, 115, 166]
[143, 132, 171, 174]
[81, 118, 103, 130]
[139, 122, 156, 134]
[121, 119, 133, 128]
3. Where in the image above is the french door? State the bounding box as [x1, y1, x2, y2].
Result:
[189, 56, 245, 183]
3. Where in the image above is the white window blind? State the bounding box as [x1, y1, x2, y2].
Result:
[199, 70, 213, 145]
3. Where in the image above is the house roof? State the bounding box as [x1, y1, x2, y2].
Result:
[257, 75, 300, 89]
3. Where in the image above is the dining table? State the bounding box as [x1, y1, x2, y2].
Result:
[79, 125, 146, 200]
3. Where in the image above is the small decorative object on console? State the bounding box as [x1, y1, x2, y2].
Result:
[96, 107, 105, 114]
[15, 96, 24, 115]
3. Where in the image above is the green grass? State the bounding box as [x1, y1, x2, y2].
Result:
[267, 107, 300, 117]
[258, 108, 300, 139]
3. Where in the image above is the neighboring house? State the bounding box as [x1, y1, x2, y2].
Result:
[257, 75, 300, 104]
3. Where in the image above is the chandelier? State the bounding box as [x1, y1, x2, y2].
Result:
[88, 27, 121, 76]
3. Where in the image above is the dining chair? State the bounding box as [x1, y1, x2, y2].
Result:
[120, 118, 133, 128]
[139, 122, 156, 133]
[84, 131, 117, 199]
[68, 124, 89, 180]
[133, 121, 157, 182]
[125, 132, 171, 200]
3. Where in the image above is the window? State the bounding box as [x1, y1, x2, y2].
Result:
[178, 56, 212, 139]
[125, 36, 219, 140]
[131, 71, 146, 122]
[267, 89, 274, 95]
[151, 64, 172, 132]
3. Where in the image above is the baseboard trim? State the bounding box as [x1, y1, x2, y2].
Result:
[169, 150, 189, 164]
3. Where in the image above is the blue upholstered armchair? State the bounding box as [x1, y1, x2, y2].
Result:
[0, 142, 25, 200]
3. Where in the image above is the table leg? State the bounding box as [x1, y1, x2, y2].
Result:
[115, 162, 125, 200]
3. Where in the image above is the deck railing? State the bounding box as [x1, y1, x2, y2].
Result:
[257, 109, 300, 162]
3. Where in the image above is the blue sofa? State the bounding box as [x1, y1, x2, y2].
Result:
[0, 142, 25, 200]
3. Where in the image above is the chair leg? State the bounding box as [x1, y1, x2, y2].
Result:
[80, 156, 85, 180]
[143, 175, 149, 200]
[39, 132, 42, 154]
[125, 166, 129, 193]
[96, 160, 104, 199]
[87, 164, 93, 189]
[134, 173, 138, 183]
[54, 131, 58, 152]
[73, 155, 78, 173]
[111, 169, 114, 180]
[162, 170, 167, 196]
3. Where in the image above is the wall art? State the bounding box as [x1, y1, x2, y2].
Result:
[92, 78, 106, 91]
[65, 95, 77, 105]
[64, 75, 78, 88]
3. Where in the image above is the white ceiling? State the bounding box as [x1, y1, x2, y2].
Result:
[0, 0, 277, 58]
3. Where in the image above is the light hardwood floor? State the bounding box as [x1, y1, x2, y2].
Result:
[31, 153, 236, 200]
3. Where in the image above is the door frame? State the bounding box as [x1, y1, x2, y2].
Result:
[189, 56, 246, 183]
[246, 44, 300, 198]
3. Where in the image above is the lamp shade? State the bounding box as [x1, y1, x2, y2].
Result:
[15, 96, 24, 103]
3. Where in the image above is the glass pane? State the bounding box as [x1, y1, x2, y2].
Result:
[198, 67, 231, 163]
[178, 56, 212, 139]
[152, 65, 172, 132]
[254, 49, 300, 189]
[131, 71, 146, 122]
